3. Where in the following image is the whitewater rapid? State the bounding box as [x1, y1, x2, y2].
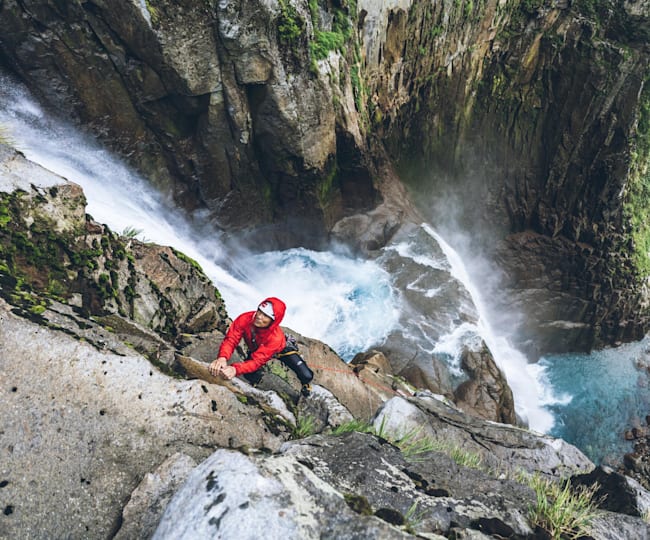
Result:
[0, 72, 563, 433]
[0, 73, 400, 360]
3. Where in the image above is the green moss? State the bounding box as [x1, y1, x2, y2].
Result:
[318, 163, 338, 205]
[0, 202, 10, 228]
[145, 0, 160, 24]
[171, 247, 203, 272]
[623, 78, 650, 277]
[308, 0, 319, 25]
[277, 0, 304, 47]
[344, 493, 373, 516]
[310, 30, 345, 60]
[350, 64, 363, 111]
[29, 304, 46, 315]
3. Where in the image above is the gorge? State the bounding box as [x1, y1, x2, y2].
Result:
[1, 0, 650, 538]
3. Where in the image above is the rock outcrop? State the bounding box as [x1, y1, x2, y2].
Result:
[2, 145, 650, 539]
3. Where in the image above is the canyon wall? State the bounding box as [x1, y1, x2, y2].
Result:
[1, 0, 650, 352]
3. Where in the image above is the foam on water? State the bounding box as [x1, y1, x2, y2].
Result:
[421, 224, 567, 432]
[0, 73, 399, 360]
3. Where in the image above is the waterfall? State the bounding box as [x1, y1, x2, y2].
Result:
[422, 224, 565, 432]
[1, 71, 562, 433]
[0, 73, 400, 360]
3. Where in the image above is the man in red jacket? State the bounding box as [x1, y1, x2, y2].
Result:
[208, 297, 313, 394]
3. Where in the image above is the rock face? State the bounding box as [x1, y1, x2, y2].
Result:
[0, 0, 377, 248]
[152, 423, 650, 539]
[361, 0, 650, 353]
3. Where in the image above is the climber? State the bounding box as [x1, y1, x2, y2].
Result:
[208, 297, 314, 396]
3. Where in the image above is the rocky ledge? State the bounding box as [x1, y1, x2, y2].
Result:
[2, 146, 650, 538]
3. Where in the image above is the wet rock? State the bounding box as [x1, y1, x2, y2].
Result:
[454, 345, 517, 425]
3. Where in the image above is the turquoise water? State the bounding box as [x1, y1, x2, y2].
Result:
[4, 71, 650, 464]
[539, 336, 650, 465]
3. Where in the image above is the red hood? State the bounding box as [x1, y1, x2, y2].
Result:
[259, 296, 286, 331]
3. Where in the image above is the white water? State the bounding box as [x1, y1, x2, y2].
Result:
[422, 224, 568, 432]
[0, 74, 399, 358]
[0, 72, 564, 433]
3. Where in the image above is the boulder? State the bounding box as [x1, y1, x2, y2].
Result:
[0, 302, 290, 540]
[454, 345, 517, 425]
[372, 395, 594, 479]
[571, 466, 650, 518]
[153, 448, 412, 540]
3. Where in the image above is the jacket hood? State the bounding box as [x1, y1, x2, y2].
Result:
[257, 297, 286, 331]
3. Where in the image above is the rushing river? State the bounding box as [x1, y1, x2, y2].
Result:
[1, 71, 646, 463]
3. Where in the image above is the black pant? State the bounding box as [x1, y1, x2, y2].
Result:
[243, 352, 314, 386]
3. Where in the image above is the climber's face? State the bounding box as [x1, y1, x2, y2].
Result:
[253, 309, 273, 328]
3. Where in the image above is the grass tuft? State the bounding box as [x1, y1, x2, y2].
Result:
[522, 472, 601, 539]
[295, 414, 318, 438]
[331, 419, 375, 435]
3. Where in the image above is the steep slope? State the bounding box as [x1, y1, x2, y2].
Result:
[1, 0, 649, 352]
[362, 0, 650, 353]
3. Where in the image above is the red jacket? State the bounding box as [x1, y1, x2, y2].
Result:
[218, 297, 287, 376]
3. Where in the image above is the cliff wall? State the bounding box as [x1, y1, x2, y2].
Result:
[0, 0, 377, 247]
[1, 0, 650, 352]
[360, 0, 650, 352]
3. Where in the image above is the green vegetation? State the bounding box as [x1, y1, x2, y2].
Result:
[403, 502, 427, 534]
[520, 0, 544, 15]
[519, 472, 601, 539]
[317, 163, 338, 206]
[335, 415, 599, 537]
[171, 247, 203, 272]
[122, 226, 142, 239]
[310, 30, 345, 60]
[295, 414, 318, 437]
[331, 418, 375, 435]
[343, 493, 373, 515]
[332, 417, 483, 465]
[144, 0, 160, 24]
[277, 0, 304, 48]
[307, 0, 355, 68]
[623, 77, 650, 277]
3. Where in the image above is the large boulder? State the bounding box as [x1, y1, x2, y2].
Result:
[372, 395, 594, 479]
[152, 447, 413, 540]
[0, 302, 290, 539]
